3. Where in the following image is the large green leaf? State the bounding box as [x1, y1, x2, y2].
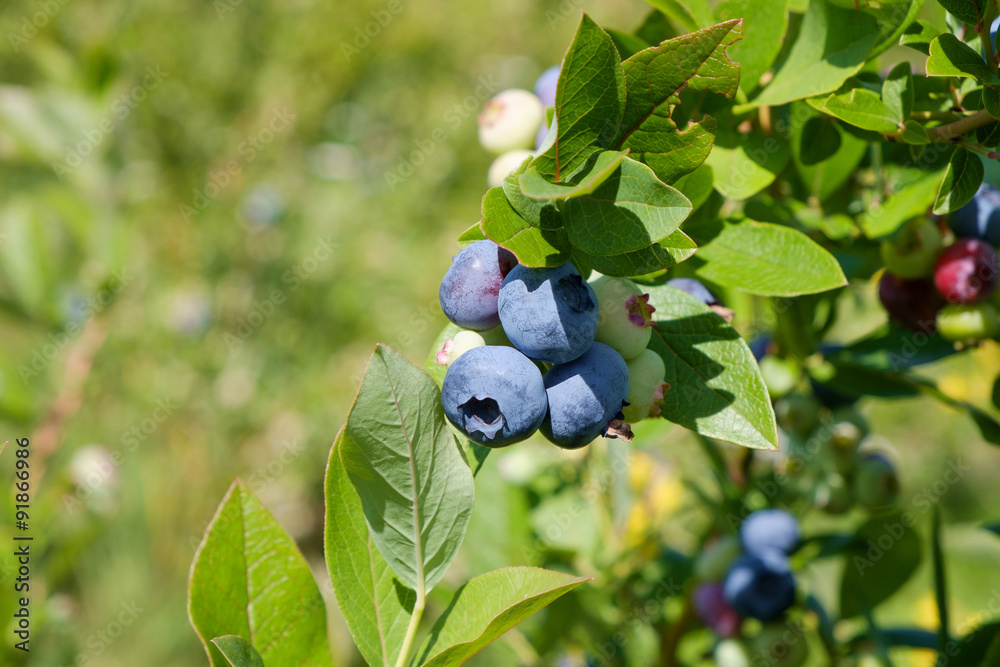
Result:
[927, 33, 1000, 84]
[705, 126, 790, 200]
[645, 285, 778, 450]
[571, 229, 698, 277]
[341, 345, 475, 594]
[840, 513, 922, 618]
[933, 0, 988, 27]
[212, 636, 266, 667]
[818, 88, 902, 133]
[325, 429, 415, 667]
[860, 171, 943, 237]
[188, 481, 332, 667]
[899, 20, 940, 55]
[715, 0, 787, 95]
[823, 0, 924, 58]
[417, 567, 590, 667]
[616, 20, 743, 184]
[694, 221, 847, 296]
[934, 148, 984, 215]
[790, 102, 868, 201]
[481, 187, 571, 267]
[519, 150, 629, 200]
[645, 0, 714, 32]
[752, 0, 879, 107]
[883, 62, 914, 123]
[560, 157, 692, 256]
[533, 15, 625, 180]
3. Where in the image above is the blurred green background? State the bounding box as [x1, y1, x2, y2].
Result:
[1, 0, 999, 665]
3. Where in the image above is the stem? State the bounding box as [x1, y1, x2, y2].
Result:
[926, 109, 995, 142]
[910, 111, 970, 122]
[395, 590, 425, 667]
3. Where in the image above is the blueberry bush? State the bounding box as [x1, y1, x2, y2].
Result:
[180, 1, 1000, 665]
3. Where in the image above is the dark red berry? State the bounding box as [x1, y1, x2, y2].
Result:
[878, 272, 945, 333]
[933, 239, 1000, 304]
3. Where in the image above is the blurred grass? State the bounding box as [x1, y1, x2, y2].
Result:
[0, 0, 998, 665]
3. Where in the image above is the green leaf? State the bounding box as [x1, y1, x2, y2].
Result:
[188, 481, 332, 667]
[571, 229, 698, 277]
[840, 513, 922, 618]
[899, 19, 941, 54]
[325, 429, 416, 667]
[341, 345, 475, 594]
[985, 86, 1000, 119]
[616, 20, 743, 184]
[934, 148, 985, 214]
[790, 102, 868, 200]
[715, 0, 788, 95]
[417, 567, 590, 667]
[858, 0, 925, 59]
[560, 157, 692, 256]
[935, 0, 986, 25]
[534, 15, 625, 180]
[752, 0, 879, 107]
[695, 220, 847, 296]
[901, 120, 931, 144]
[457, 222, 487, 246]
[911, 379, 1000, 446]
[502, 163, 564, 231]
[927, 34, 1000, 85]
[883, 62, 914, 122]
[212, 636, 266, 667]
[817, 88, 901, 133]
[644, 0, 714, 32]
[481, 187, 571, 267]
[519, 150, 629, 200]
[704, 126, 790, 200]
[673, 163, 715, 211]
[860, 171, 943, 237]
[645, 284, 778, 450]
[931, 506, 951, 651]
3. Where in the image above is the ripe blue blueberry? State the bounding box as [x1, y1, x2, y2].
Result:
[540, 342, 629, 449]
[534, 65, 560, 107]
[723, 550, 796, 621]
[666, 277, 718, 305]
[441, 345, 547, 447]
[439, 240, 518, 331]
[498, 263, 599, 363]
[740, 509, 801, 557]
[951, 185, 1000, 245]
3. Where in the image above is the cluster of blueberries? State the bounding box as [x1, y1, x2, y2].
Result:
[879, 185, 1000, 343]
[436, 239, 682, 449]
[478, 66, 560, 187]
[694, 510, 808, 665]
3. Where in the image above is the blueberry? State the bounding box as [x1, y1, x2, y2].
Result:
[441, 346, 547, 447]
[622, 349, 667, 423]
[951, 185, 1000, 245]
[878, 272, 945, 333]
[934, 238, 1000, 304]
[439, 240, 518, 331]
[936, 302, 1000, 342]
[540, 342, 629, 449]
[749, 335, 772, 363]
[534, 65, 561, 107]
[723, 550, 796, 621]
[666, 277, 718, 305]
[478, 89, 545, 154]
[487, 149, 534, 188]
[436, 330, 486, 367]
[694, 582, 742, 638]
[739, 509, 801, 557]
[498, 263, 599, 363]
[880, 218, 944, 279]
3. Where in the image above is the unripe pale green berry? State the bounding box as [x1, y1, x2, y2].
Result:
[748, 622, 809, 667]
[854, 453, 900, 509]
[775, 395, 822, 437]
[879, 218, 943, 279]
[814, 473, 853, 514]
[759, 356, 798, 399]
[487, 149, 534, 188]
[694, 534, 742, 581]
[590, 276, 655, 360]
[936, 302, 1000, 342]
[714, 639, 751, 667]
[622, 349, 667, 423]
[436, 330, 486, 367]
[478, 89, 545, 154]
